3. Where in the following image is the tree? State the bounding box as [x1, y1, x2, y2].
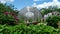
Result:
[40, 6, 60, 16]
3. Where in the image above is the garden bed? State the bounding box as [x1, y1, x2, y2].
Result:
[0, 23, 60, 34]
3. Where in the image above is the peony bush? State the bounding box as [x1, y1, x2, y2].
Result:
[0, 11, 19, 25]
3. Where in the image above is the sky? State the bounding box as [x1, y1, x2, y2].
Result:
[0, 0, 60, 10]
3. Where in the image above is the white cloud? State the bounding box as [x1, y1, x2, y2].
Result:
[33, 0, 40, 1]
[33, 0, 60, 9]
[33, 0, 44, 2]
[0, 0, 14, 4]
[32, 3, 37, 7]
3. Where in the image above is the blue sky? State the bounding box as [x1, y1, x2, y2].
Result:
[0, 0, 60, 10]
[12, 0, 52, 10]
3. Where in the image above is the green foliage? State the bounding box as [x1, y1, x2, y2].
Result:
[0, 3, 19, 25]
[40, 6, 53, 15]
[0, 3, 18, 15]
[0, 12, 16, 25]
[46, 15, 60, 28]
[0, 24, 60, 34]
[40, 6, 60, 16]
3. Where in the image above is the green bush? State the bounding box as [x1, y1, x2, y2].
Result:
[0, 24, 60, 34]
[0, 3, 19, 25]
[0, 11, 19, 25]
[46, 15, 60, 28]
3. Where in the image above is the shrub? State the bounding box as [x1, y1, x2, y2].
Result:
[0, 11, 19, 25]
[46, 15, 60, 28]
[0, 24, 60, 34]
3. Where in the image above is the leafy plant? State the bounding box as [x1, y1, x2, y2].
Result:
[0, 24, 60, 34]
[46, 15, 60, 28]
[0, 3, 19, 25]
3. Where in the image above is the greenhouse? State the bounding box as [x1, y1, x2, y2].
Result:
[18, 6, 42, 23]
